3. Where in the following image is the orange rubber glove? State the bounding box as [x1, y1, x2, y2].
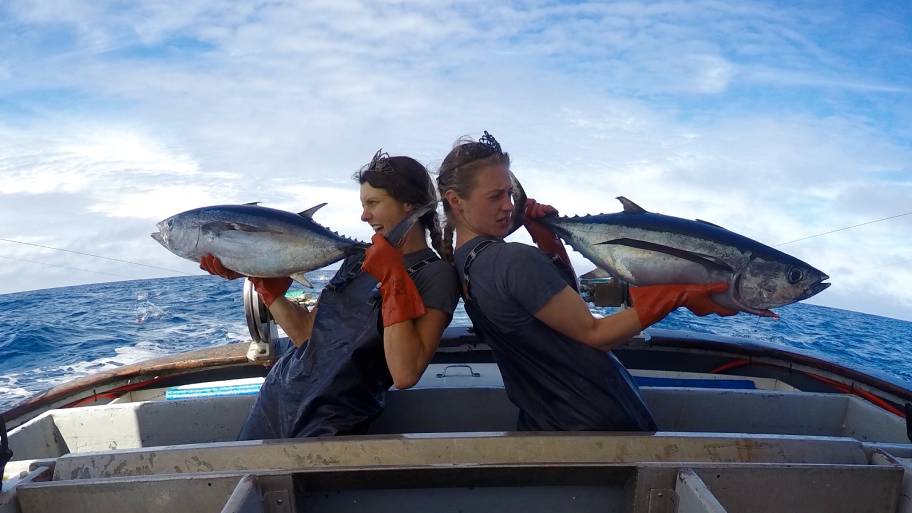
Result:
[523, 199, 569, 260]
[524, 198, 577, 290]
[629, 282, 737, 329]
[248, 277, 293, 307]
[200, 254, 242, 280]
[200, 254, 291, 307]
[361, 233, 426, 327]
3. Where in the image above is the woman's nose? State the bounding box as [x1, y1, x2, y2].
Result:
[360, 208, 371, 222]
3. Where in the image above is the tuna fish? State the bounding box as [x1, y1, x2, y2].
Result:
[537, 197, 830, 317]
[151, 203, 365, 285]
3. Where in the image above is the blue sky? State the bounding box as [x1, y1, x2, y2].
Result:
[0, 0, 910, 320]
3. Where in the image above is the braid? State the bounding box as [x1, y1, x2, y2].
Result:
[424, 210, 444, 259]
[441, 220, 455, 263]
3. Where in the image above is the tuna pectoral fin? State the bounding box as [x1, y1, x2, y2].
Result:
[598, 238, 735, 273]
[200, 221, 272, 235]
[290, 272, 314, 288]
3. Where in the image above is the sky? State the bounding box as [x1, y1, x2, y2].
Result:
[0, 0, 910, 320]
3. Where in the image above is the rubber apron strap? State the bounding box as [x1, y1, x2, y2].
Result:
[462, 240, 499, 302]
[329, 247, 437, 291]
[367, 254, 440, 311]
[406, 255, 440, 275]
[461, 240, 504, 338]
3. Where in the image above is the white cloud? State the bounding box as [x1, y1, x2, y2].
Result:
[90, 184, 225, 220]
[0, 0, 910, 321]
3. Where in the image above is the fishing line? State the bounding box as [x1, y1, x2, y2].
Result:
[0, 254, 137, 279]
[775, 210, 912, 246]
[0, 237, 190, 275]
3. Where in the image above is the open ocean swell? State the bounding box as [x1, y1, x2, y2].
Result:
[1, 274, 911, 412]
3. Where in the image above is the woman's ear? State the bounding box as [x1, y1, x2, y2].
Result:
[444, 190, 461, 213]
[403, 203, 415, 213]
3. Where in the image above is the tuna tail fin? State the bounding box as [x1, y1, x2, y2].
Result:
[386, 200, 438, 247]
[290, 272, 314, 288]
[505, 171, 528, 237]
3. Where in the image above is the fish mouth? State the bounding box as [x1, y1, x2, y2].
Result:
[798, 277, 830, 301]
[151, 232, 164, 245]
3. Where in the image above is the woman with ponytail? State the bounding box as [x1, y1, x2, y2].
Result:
[438, 132, 735, 431]
[202, 151, 459, 439]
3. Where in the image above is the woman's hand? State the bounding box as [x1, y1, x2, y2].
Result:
[199, 254, 242, 280]
[523, 198, 562, 255]
[199, 254, 291, 307]
[248, 277, 293, 307]
[629, 282, 738, 329]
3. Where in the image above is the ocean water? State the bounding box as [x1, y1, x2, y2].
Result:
[1, 273, 911, 413]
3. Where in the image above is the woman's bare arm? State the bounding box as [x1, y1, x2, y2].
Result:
[533, 286, 642, 350]
[268, 297, 318, 348]
[382, 308, 451, 389]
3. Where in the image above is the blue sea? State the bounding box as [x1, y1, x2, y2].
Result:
[2, 273, 911, 413]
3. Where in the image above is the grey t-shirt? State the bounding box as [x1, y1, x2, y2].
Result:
[406, 248, 461, 319]
[456, 237, 656, 431]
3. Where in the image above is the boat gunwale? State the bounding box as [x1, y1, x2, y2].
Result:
[3, 327, 910, 425]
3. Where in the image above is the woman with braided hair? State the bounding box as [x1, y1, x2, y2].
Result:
[202, 151, 460, 439]
[437, 131, 735, 431]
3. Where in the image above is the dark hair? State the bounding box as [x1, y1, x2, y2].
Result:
[355, 151, 443, 257]
[436, 132, 511, 262]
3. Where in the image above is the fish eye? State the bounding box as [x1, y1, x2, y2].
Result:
[787, 268, 804, 284]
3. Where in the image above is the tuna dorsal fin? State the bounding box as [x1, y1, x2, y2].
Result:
[617, 196, 647, 214]
[298, 203, 328, 218]
[242, 202, 260, 206]
[597, 238, 735, 273]
[696, 219, 726, 230]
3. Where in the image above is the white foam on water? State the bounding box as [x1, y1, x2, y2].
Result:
[0, 341, 188, 410]
[135, 302, 166, 324]
[0, 380, 32, 403]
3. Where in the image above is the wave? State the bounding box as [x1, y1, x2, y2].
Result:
[1, 273, 911, 412]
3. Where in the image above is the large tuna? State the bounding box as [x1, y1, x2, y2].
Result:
[151, 203, 368, 285]
[538, 197, 830, 317]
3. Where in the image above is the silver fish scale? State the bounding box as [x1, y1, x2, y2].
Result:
[559, 222, 745, 284]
